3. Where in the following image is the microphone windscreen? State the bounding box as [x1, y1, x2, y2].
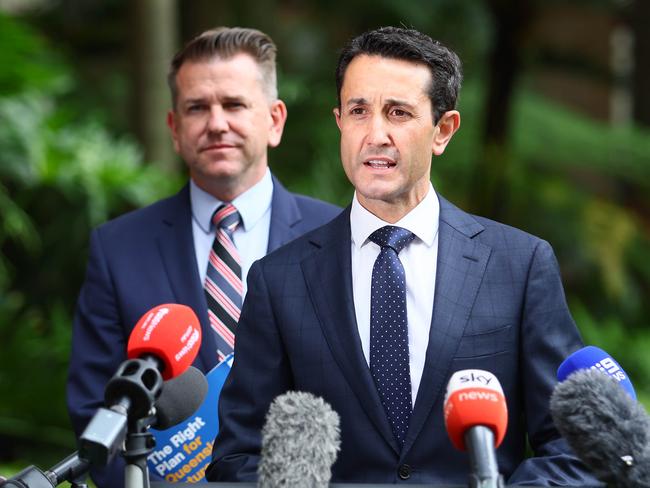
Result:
[258, 391, 340, 488]
[550, 369, 650, 488]
[154, 366, 208, 430]
[127, 304, 201, 380]
[443, 369, 508, 451]
[557, 346, 636, 399]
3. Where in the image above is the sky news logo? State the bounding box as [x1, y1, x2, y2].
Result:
[457, 390, 500, 402]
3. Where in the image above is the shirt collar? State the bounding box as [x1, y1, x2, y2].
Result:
[190, 168, 274, 233]
[350, 182, 440, 249]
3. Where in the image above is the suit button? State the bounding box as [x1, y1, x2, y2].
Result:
[398, 464, 411, 480]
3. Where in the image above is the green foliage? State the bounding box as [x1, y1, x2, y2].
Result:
[573, 301, 650, 408]
[0, 13, 183, 460]
[513, 91, 650, 186]
[0, 12, 70, 96]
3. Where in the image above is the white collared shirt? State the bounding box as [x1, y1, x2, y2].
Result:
[350, 184, 439, 406]
[190, 168, 273, 297]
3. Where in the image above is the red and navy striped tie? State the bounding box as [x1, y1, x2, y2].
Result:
[204, 203, 242, 362]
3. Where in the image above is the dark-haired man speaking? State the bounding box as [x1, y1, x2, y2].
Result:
[209, 27, 597, 485]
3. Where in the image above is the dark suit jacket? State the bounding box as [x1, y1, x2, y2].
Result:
[208, 196, 598, 485]
[66, 176, 341, 488]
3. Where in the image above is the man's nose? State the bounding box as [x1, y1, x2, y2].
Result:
[365, 114, 391, 146]
[207, 105, 229, 133]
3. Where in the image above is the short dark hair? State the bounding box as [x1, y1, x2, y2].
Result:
[335, 26, 462, 124]
[168, 26, 278, 109]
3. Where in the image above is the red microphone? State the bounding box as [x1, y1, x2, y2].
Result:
[80, 304, 202, 466]
[127, 303, 202, 380]
[444, 369, 507, 487]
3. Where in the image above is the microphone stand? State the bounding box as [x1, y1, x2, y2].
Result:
[0, 452, 90, 488]
[465, 426, 504, 488]
[2, 359, 164, 488]
[2, 414, 158, 488]
[123, 415, 157, 488]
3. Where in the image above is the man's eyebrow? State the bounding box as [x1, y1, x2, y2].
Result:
[345, 97, 417, 109]
[221, 95, 246, 103]
[345, 97, 368, 106]
[181, 95, 246, 105]
[182, 97, 208, 105]
[385, 98, 416, 109]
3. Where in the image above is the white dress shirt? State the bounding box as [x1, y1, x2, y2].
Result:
[190, 168, 273, 297]
[350, 184, 439, 406]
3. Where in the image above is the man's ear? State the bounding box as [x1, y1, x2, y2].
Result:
[333, 107, 342, 131]
[432, 110, 460, 156]
[268, 100, 288, 148]
[167, 110, 181, 153]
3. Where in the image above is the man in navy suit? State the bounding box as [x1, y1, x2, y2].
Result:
[208, 27, 598, 485]
[66, 27, 340, 488]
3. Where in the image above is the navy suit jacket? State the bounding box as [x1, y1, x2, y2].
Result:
[208, 196, 599, 485]
[66, 176, 341, 488]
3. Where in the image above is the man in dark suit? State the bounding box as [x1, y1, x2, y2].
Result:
[66, 27, 340, 488]
[208, 27, 598, 485]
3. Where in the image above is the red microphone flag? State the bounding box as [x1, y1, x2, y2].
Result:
[127, 304, 201, 380]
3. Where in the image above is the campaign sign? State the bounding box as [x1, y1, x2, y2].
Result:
[147, 356, 232, 483]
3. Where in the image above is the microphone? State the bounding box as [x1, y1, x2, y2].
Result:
[126, 303, 202, 381]
[153, 366, 208, 430]
[0, 368, 208, 488]
[550, 368, 650, 488]
[0, 452, 90, 488]
[258, 391, 340, 488]
[79, 303, 201, 466]
[443, 369, 507, 488]
[557, 345, 636, 399]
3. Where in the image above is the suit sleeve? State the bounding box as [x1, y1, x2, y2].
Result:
[66, 228, 127, 488]
[507, 240, 600, 485]
[206, 259, 294, 481]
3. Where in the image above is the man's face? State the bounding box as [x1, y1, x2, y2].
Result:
[167, 53, 286, 201]
[334, 54, 459, 222]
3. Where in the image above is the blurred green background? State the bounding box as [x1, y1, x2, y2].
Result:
[1, 0, 650, 480]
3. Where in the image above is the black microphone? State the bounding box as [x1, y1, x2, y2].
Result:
[550, 368, 650, 488]
[153, 366, 208, 430]
[257, 391, 340, 488]
[0, 452, 89, 488]
[0, 367, 208, 488]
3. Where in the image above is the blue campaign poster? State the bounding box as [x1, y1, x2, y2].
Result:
[147, 355, 232, 483]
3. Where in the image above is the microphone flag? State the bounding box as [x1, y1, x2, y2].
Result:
[147, 355, 232, 483]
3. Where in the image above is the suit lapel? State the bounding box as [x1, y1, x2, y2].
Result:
[157, 185, 217, 373]
[300, 209, 400, 454]
[404, 196, 491, 455]
[267, 176, 304, 252]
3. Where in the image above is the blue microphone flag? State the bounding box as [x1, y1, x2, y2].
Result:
[147, 355, 232, 483]
[557, 346, 636, 400]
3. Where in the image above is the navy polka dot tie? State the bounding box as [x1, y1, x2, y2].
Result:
[368, 225, 415, 448]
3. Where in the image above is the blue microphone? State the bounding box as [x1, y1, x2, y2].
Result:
[557, 346, 636, 400]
